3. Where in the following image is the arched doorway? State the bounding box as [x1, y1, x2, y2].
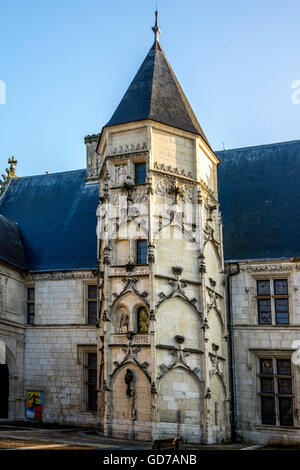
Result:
[0, 363, 9, 418]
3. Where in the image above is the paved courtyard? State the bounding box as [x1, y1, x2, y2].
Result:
[0, 423, 251, 451]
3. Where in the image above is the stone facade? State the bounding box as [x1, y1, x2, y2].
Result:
[96, 121, 230, 443]
[228, 259, 300, 445]
[0, 262, 25, 420]
[0, 268, 98, 426]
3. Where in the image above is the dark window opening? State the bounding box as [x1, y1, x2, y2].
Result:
[27, 287, 35, 325]
[137, 240, 147, 265]
[87, 285, 97, 324]
[135, 163, 146, 184]
[259, 358, 293, 427]
[256, 279, 289, 325]
[87, 353, 97, 411]
[0, 364, 9, 418]
[258, 299, 272, 325]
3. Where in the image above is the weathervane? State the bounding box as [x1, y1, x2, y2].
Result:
[152, 9, 161, 42]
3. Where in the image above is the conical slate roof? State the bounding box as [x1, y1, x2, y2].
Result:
[105, 40, 209, 144]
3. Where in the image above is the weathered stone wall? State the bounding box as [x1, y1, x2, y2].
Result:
[152, 128, 195, 175]
[24, 275, 97, 426]
[230, 261, 300, 444]
[0, 263, 26, 420]
[97, 121, 230, 443]
[85, 134, 103, 182]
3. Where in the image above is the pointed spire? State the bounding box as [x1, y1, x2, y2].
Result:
[105, 13, 210, 146]
[152, 9, 161, 43]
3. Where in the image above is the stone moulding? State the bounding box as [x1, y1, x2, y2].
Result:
[84, 133, 101, 144]
[152, 162, 195, 181]
[244, 263, 300, 272]
[110, 334, 150, 345]
[110, 266, 149, 276]
[24, 271, 97, 281]
[107, 142, 149, 157]
[111, 276, 150, 309]
[110, 333, 151, 383]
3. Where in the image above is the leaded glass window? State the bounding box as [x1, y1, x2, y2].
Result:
[137, 240, 147, 265]
[259, 358, 293, 427]
[27, 287, 35, 325]
[135, 163, 146, 184]
[256, 278, 289, 325]
[87, 285, 97, 324]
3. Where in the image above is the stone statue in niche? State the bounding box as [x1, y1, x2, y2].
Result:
[119, 310, 129, 333]
[124, 368, 135, 397]
[137, 307, 149, 333]
[115, 164, 127, 186]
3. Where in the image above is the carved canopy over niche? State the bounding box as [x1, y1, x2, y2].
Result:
[153, 175, 195, 203]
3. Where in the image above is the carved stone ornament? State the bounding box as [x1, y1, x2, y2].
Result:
[0, 157, 18, 195]
[115, 164, 128, 186]
[157, 337, 202, 382]
[208, 351, 225, 387]
[111, 276, 150, 309]
[153, 161, 194, 179]
[111, 332, 151, 382]
[198, 253, 206, 273]
[156, 273, 201, 316]
[108, 142, 148, 157]
[206, 289, 222, 316]
[147, 245, 155, 264]
[203, 224, 220, 255]
[24, 271, 97, 282]
[244, 262, 300, 272]
[103, 246, 112, 265]
[153, 175, 195, 203]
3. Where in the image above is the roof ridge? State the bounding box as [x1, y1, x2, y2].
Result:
[12, 168, 86, 180]
[216, 138, 300, 153]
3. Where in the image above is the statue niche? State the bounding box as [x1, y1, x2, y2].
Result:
[124, 368, 135, 397]
[118, 307, 130, 333]
[137, 306, 149, 333]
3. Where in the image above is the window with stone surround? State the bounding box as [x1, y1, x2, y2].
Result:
[135, 162, 146, 184]
[80, 347, 98, 412]
[86, 352, 97, 411]
[257, 279, 289, 325]
[136, 240, 147, 265]
[259, 357, 294, 426]
[26, 287, 35, 325]
[86, 284, 97, 324]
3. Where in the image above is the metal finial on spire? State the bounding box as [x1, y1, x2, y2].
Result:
[152, 9, 161, 42]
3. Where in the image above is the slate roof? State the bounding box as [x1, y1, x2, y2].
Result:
[105, 40, 209, 144]
[217, 140, 300, 262]
[0, 170, 98, 272]
[0, 214, 27, 270]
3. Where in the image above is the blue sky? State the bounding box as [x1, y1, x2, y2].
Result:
[1, 0, 300, 177]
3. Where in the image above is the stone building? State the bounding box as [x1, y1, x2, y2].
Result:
[0, 14, 299, 445]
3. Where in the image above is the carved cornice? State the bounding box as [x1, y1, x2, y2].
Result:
[110, 266, 149, 277]
[84, 133, 101, 144]
[243, 263, 300, 273]
[151, 162, 196, 181]
[107, 142, 149, 157]
[24, 271, 97, 281]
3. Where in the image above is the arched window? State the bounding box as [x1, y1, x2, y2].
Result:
[137, 307, 149, 333]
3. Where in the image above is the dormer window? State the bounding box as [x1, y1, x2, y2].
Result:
[135, 163, 146, 184]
